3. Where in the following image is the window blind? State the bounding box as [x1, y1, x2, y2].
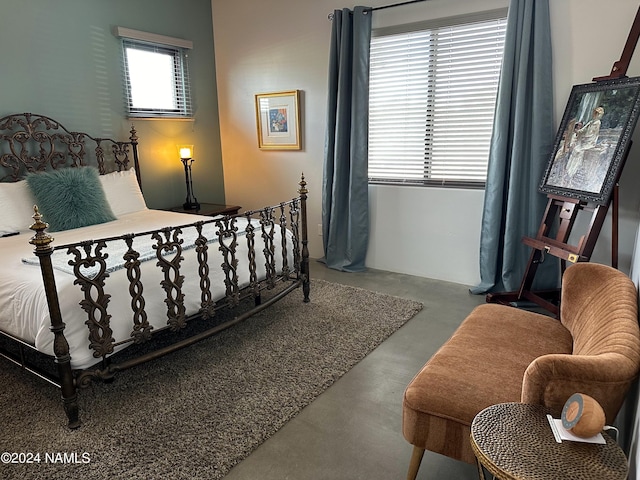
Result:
[120, 39, 193, 118]
[368, 13, 507, 187]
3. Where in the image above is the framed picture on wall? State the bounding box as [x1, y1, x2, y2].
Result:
[255, 90, 301, 150]
[539, 76, 640, 205]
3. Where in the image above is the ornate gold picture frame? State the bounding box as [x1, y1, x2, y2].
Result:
[255, 90, 301, 150]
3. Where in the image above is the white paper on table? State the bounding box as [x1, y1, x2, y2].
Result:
[546, 415, 606, 444]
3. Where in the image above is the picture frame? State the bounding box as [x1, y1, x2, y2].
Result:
[540, 76, 640, 205]
[255, 90, 301, 150]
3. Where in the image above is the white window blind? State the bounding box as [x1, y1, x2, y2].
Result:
[368, 11, 507, 187]
[115, 28, 193, 118]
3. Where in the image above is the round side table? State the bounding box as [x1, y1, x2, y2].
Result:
[470, 403, 628, 480]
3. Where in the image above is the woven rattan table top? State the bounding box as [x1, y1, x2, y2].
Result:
[470, 403, 628, 480]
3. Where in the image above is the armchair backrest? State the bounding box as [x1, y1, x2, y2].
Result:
[561, 263, 639, 360]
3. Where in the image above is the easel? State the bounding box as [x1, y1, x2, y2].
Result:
[486, 7, 640, 316]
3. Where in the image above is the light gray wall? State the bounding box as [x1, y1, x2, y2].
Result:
[0, 0, 224, 210]
[212, 0, 640, 286]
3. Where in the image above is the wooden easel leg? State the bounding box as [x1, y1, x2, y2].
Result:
[485, 247, 543, 306]
[517, 248, 543, 299]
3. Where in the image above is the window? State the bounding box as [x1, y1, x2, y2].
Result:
[114, 27, 193, 118]
[368, 10, 507, 187]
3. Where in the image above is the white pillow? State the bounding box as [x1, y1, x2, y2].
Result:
[0, 180, 38, 236]
[100, 168, 148, 217]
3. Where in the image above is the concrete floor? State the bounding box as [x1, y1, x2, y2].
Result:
[224, 260, 487, 480]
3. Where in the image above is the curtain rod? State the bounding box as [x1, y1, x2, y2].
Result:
[328, 0, 429, 20]
[371, 0, 428, 13]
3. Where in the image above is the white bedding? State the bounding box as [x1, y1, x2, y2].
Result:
[0, 209, 293, 369]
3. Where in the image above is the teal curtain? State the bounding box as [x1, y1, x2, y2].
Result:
[322, 6, 372, 272]
[471, 0, 558, 294]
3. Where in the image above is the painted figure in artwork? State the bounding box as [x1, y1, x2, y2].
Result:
[565, 106, 604, 178]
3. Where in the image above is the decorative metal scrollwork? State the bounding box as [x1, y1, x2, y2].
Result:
[244, 215, 260, 299]
[216, 217, 240, 307]
[152, 228, 187, 331]
[75, 365, 117, 389]
[289, 199, 301, 275]
[58, 132, 86, 169]
[260, 207, 277, 289]
[195, 222, 215, 319]
[0, 113, 136, 181]
[94, 141, 105, 174]
[112, 142, 130, 172]
[278, 203, 290, 278]
[66, 241, 115, 358]
[123, 236, 151, 343]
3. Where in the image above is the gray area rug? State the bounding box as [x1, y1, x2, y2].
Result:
[0, 279, 422, 480]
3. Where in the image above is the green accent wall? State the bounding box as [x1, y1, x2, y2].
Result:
[0, 0, 223, 209]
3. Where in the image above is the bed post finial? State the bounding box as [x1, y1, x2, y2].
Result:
[129, 124, 142, 190]
[298, 172, 308, 196]
[29, 205, 54, 250]
[29, 205, 81, 429]
[129, 124, 138, 144]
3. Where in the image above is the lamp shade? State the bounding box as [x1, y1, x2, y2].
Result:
[178, 144, 194, 160]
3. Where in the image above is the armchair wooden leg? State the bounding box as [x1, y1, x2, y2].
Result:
[406, 446, 425, 480]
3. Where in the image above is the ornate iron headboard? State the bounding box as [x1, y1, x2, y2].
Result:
[0, 113, 140, 184]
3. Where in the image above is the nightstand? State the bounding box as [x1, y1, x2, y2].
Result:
[169, 203, 241, 217]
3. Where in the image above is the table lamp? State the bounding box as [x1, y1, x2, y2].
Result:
[178, 144, 200, 210]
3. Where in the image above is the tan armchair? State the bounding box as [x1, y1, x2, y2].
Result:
[402, 262, 640, 480]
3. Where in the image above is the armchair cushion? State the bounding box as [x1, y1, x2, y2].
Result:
[403, 304, 572, 463]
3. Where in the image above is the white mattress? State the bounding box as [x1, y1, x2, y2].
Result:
[0, 209, 292, 369]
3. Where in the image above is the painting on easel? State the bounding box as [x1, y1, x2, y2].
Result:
[540, 76, 640, 205]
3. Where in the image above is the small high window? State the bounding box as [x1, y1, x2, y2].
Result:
[114, 27, 193, 118]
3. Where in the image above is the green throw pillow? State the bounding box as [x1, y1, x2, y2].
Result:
[26, 166, 116, 232]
